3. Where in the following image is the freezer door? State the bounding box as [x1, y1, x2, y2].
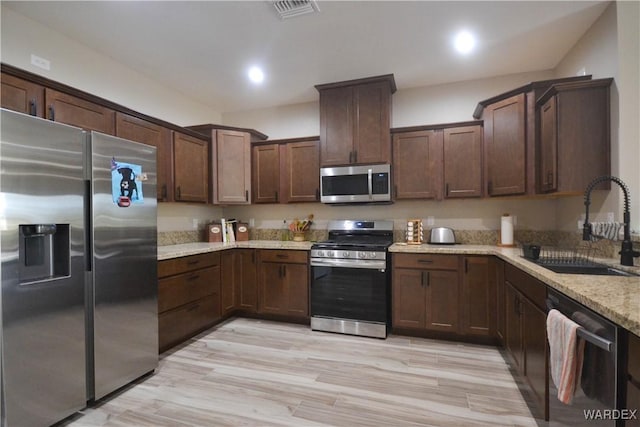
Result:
[89, 132, 158, 400]
[1, 109, 87, 426]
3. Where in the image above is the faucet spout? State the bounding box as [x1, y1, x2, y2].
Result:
[583, 175, 639, 266]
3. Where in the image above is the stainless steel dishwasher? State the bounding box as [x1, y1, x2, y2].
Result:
[546, 288, 625, 426]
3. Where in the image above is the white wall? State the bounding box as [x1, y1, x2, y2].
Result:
[222, 70, 554, 139]
[554, 2, 639, 233]
[0, 6, 222, 126]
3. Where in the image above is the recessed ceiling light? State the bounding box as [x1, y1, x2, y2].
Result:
[454, 31, 476, 55]
[248, 66, 265, 84]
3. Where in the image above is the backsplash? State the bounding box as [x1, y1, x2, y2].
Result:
[158, 227, 638, 266]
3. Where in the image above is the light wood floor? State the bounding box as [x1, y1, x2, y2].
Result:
[63, 318, 541, 426]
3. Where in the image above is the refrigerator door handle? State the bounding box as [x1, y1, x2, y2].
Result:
[84, 180, 92, 272]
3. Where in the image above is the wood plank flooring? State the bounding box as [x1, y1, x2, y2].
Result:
[62, 318, 540, 426]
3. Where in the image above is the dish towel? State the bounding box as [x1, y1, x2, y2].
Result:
[547, 309, 586, 404]
[589, 221, 624, 241]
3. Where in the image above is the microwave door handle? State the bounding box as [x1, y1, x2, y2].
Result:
[368, 168, 373, 200]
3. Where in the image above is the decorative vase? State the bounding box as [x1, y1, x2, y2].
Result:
[292, 231, 306, 242]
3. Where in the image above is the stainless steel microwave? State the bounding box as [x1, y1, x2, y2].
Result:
[320, 164, 391, 204]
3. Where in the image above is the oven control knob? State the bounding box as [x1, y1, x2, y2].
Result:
[316, 250, 324, 257]
[327, 251, 334, 257]
[358, 251, 367, 259]
[343, 251, 350, 257]
[369, 252, 378, 259]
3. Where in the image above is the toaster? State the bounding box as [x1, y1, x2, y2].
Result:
[429, 227, 456, 244]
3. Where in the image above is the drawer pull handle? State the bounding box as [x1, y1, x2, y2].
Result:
[417, 259, 433, 264]
[187, 304, 200, 312]
[187, 260, 200, 265]
[187, 274, 200, 281]
[276, 254, 288, 259]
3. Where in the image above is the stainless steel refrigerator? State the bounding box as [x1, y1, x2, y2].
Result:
[0, 108, 158, 426]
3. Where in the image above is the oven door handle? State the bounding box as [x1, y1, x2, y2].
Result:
[310, 258, 386, 271]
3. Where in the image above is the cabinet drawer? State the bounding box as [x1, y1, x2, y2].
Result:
[158, 295, 220, 352]
[259, 249, 308, 264]
[393, 253, 459, 270]
[158, 265, 220, 312]
[504, 263, 546, 310]
[158, 252, 221, 278]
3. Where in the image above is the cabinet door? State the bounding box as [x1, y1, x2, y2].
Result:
[425, 269, 460, 333]
[258, 262, 287, 315]
[1, 73, 44, 116]
[628, 332, 640, 426]
[221, 251, 237, 316]
[539, 96, 557, 193]
[505, 282, 523, 370]
[354, 82, 391, 164]
[495, 258, 506, 344]
[252, 143, 280, 203]
[319, 86, 353, 166]
[115, 112, 173, 201]
[281, 140, 320, 203]
[237, 249, 258, 312]
[213, 129, 251, 204]
[174, 132, 208, 203]
[284, 263, 309, 317]
[45, 88, 115, 134]
[444, 125, 483, 198]
[461, 256, 495, 337]
[158, 295, 219, 353]
[484, 93, 526, 196]
[393, 130, 442, 200]
[392, 269, 427, 329]
[522, 298, 548, 418]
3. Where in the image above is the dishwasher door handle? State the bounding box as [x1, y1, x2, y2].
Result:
[576, 328, 613, 352]
[547, 298, 614, 352]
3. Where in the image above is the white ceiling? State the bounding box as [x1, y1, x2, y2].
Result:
[4, 1, 610, 114]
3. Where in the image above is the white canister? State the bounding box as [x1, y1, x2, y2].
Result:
[501, 213, 514, 246]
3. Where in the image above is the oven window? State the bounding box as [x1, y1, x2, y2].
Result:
[311, 265, 388, 322]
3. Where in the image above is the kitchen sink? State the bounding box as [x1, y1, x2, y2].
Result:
[537, 263, 638, 277]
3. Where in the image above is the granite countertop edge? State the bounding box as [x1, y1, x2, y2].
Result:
[158, 241, 640, 335]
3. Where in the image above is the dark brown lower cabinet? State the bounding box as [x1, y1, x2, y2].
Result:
[461, 256, 496, 336]
[221, 249, 257, 316]
[504, 264, 548, 420]
[392, 254, 460, 334]
[495, 258, 506, 345]
[627, 332, 640, 426]
[158, 253, 221, 352]
[257, 250, 309, 319]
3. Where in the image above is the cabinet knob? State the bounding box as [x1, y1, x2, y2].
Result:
[316, 188, 320, 201]
[176, 186, 182, 199]
[275, 191, 279, 203]
[48, 105, 55, 121]
[245, 190, 249, 202]
[29, 99, 37, 116]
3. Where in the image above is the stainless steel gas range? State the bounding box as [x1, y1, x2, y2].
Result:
[310, 220, 394, 338]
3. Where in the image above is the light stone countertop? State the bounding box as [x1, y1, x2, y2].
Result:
[157, 240, 313, 260]
[157, 240, 639, 335]
[391, 243, 640, 336]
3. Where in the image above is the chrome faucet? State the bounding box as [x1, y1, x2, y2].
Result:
[583, 175, 640, 266]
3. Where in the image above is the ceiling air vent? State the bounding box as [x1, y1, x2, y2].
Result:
[271, 0, 320, 19]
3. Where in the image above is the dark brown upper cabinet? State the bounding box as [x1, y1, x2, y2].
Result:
[475, 75, 593, 197]
[115, 112, 173, 202]
[173, 131, 209, 203]
[316, 75, 396, 167]
[45, 88, 115, 134]
[537, 78, 612, 194]
[187, 125, 268, 205]
[482, 93, 527, 196]
[392, 129, 443, 200]
[1, 72, 44, 117]
[443, 125, 483, 198]
[392, 121, 483, 201]
[252, 138, 320, 204]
